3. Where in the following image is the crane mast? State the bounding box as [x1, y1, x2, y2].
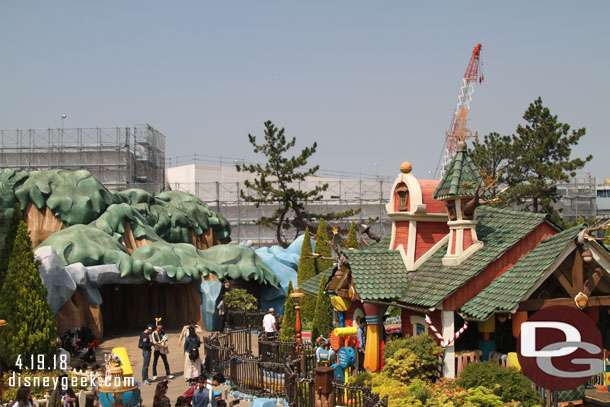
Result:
[439, 44, 483, 177]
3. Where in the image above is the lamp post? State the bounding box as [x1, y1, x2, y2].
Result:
[290, 287, 305, 351]
[0, 320, 7, 399]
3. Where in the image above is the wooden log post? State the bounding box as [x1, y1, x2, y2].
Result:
[314, 366, 335, 407]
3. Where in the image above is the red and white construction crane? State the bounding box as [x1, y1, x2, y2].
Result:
[438, 44, 484, 177]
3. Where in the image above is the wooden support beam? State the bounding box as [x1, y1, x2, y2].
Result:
[553, 270, 577, 298]
[584, 267, 605, 297]
[519, 295, 610, 311]
[572, 250, 584, 293]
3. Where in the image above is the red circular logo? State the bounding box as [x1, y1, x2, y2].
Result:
[517, 306, 602, 391]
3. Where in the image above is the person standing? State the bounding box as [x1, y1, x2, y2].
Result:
[357, 318, 367, 372]
[151, 322, 174, 380]
[262, 308, 278, 340]
[183, 325, 202, 384]
[217, 296, 227, 332]
[140, 324, 154, 385]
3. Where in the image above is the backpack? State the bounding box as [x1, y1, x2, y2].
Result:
[188, 339, 200, 361]
[138, 335, 144, 349]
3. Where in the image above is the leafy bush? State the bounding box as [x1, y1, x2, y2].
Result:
[352, 373, 509, 407]
[384, 334, 441, 363]
[382, 334, 442, 383]
[368, 373, 418, 407]
[458, 361, 542, 407]
[224, 288, 258, 311]
[425, 380, 506, 407]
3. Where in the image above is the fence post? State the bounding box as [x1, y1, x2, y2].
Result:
[314, 367, 335, 407]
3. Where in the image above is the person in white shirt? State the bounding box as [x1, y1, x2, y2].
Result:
[262, 308, 278, 339]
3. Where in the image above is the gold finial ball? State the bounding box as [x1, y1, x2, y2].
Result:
[400, 161, 412, 174]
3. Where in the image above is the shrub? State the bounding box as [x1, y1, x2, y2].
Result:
[0, 203, 22, 291]
[314, 219, 333, 274]
[311, 275, 334, 341]
[369, 373, 419, 407]
[425, 380, 506, 407]
[0, 222, 57, 369]
[297, 227, 316, 323]
[224, 288, 258, 311]
[280, 281, 296, 341]
[383, 334, 442, 382]
[457, 361, 542, 407]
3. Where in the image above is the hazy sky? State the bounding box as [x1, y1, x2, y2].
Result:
[1, 1, 608, 180]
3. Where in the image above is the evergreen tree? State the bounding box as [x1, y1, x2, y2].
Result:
[346, 221, 359, 250]
[311, 275, 334, 341]
[314, 219, 333, 274]
[470, 97, 592, 215]
[236, 121, 357, 247]
[0, 203, 22, 291]
[0, 221, 57, 369]
[280, 281, 296, 341]
[298, 227, 316, 323]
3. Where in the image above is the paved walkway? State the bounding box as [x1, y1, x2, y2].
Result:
[97, 329, 246, 407]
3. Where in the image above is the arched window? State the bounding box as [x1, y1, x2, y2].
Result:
[410, 315, 429, 337]
[395, 184, 409, 212]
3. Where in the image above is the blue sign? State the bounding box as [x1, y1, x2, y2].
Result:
[332, 363, 345, 383]
[337, 347, 355, 368]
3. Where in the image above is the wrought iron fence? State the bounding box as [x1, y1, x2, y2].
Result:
[226, 310, 267, 330]
[203, 329, 387, 407]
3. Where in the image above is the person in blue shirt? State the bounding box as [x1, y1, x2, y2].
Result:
[192, 375, 216, 407]
[357, 318, 366, 372]
[140, 324, 154, 385]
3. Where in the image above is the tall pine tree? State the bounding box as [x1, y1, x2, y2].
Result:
[298, 228, 316, 323]
[0, 203, 22, 291]
[280, 281, 296, 341]
[236, 121, 357, 247]
[311, 275, 334, 341]
[314, 219, 333, 274]
[0, 221, 57, 369]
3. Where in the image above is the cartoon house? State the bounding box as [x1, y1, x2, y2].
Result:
[302, 143, 610, 377]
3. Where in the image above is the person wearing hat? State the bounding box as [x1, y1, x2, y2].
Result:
[262, 308, 278, 340]
[152, 320, 174, 380]
[140, 324, 155, 385]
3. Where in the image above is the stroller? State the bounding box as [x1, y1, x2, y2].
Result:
[61, 326, 100, 366]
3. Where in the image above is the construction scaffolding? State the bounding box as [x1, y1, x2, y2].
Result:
[555, 173, 597, 223]
[0, 125, 165, 193]
[166, 179, 393, 247]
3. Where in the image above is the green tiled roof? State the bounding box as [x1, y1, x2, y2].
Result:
[300, 268, 334, 296]
[300, 234, 390, 296]
[400, 206, 549, 307]
[345, 250, 408, 300]
[432, 148, 481, 200]
[459, 226, 582, 321]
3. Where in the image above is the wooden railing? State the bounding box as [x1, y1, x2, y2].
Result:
[455, 350, 482, 376]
